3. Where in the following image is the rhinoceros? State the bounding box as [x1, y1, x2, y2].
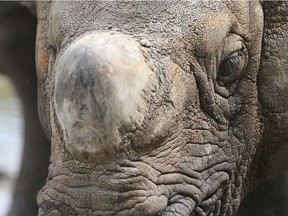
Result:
[1, 1, 288, 216]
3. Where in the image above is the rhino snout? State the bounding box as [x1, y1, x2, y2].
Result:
[54, 32, 151, 163]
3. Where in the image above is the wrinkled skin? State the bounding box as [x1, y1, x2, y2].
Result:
[36, 1, 288, 216]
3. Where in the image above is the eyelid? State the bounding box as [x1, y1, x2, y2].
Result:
[221, 34, 243, 61]
[226, 50, 241, 58]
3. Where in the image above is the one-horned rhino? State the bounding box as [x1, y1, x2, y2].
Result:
[35, 1, 288, 215]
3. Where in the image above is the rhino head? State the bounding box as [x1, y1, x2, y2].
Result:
[35, 1, 288, 215]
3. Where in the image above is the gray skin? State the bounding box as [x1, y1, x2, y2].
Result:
[36, 1, 288, 216]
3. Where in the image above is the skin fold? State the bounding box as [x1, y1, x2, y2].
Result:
[32, 1, 288, 216]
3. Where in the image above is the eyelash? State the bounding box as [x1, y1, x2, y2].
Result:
[215, 47, 247, 88]
[218, 55, 241, 76]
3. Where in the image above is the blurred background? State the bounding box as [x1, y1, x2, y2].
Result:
[0, 74, 23, 216]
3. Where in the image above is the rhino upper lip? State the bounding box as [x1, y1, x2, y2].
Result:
[38, 152, 230, 215]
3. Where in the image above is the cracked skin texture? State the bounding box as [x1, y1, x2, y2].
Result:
[35, 1, 288, 216]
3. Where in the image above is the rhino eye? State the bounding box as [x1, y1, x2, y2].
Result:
[217, 48, 247, 86]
